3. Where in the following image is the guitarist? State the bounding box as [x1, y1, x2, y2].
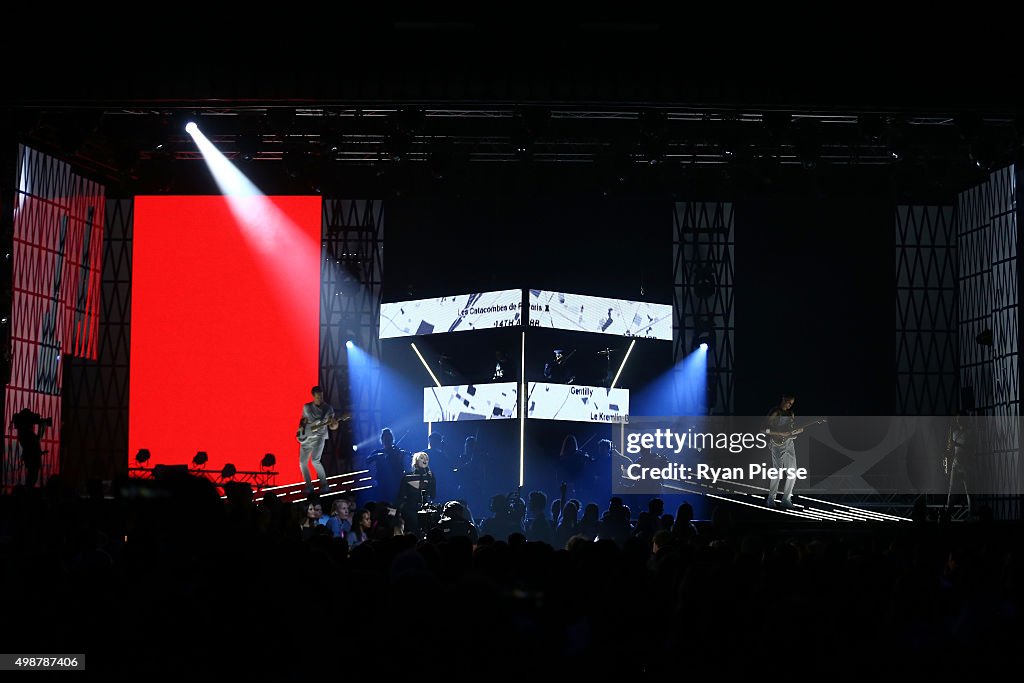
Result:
[763, 394, 800, 509]
[945, 412, 973, 515]
[298, 385, 339, 495]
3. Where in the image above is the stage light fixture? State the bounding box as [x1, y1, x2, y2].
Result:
[858, 114, 886, 143]
[694, 317, 715, 351]
[352, 445, 358, 452]
[954, 112, 983, 141]
[969, 141, 995, 171]
[693, 263, 717, 299]
[192, 451, 208, 467]
[282, 148, 309, 179]
[427, 138, 457, 180]
[261, 453, 276, 468]
[221, 463, 237, 479]
[135, 448, 151, 465]
[700, 342, 709, 350]
[236, 131, 260, 162]
[383, 131, 411, 162]
[639, 110, 667, 165]
[185, 121, 199, 135]
[346, 340, 354, 349]
[512, 132, 534, 161]
[763, 111, 792, 139]
[793, 117, 822, 170]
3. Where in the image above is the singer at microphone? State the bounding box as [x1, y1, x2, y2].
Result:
[397, 451, 436, 533]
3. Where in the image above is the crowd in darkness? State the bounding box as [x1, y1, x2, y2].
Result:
[1, 475, 1020, 678]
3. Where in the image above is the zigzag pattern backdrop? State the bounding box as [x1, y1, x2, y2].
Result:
[321, 199, 384, 467]
[958, 165, 1021, 519]
[673, 202, 735, 415]
[3, 145, 104, 486]
[61, 199, 132, 483]
[895, 205, 958, 414]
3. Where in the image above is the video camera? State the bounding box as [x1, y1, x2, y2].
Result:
[10, 409, 52, 430]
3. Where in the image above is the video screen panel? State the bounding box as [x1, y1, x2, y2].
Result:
[380, 289, 521, 338]
[528, 290, 672, 340]
[424, 383, 519, 422]
[527, 382, 629, 423]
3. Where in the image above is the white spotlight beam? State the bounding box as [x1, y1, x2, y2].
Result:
[185, 121, 319, 333]
[410, 343, 443, 388]
[185, 124, 262, 197]
[610, 338, 637, 389]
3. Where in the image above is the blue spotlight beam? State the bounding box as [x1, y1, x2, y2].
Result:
[348, 341, 426, 460]
[634, 346, 707, 417]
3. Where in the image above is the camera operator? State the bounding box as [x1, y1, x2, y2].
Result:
[432, 501, 479, 543]
[11, 407, 50, 487]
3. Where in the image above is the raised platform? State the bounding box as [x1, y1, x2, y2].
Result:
[252, 469, 374, 505]
[658, 477, 913, 523]
[125, 466, 374, 504]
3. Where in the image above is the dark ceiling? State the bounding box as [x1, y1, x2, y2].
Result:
[6, 21, 1021, 195]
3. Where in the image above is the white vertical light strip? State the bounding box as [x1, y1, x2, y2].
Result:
[520, 330, 526, 487]
[410, 342, 442, 388]
[610, 339, 637, 389]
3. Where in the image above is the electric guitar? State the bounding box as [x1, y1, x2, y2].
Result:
[296, 413, 351, 443]
[768, 418, 828, 447]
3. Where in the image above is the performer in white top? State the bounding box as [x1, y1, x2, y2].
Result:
[297, 385, 339, 494]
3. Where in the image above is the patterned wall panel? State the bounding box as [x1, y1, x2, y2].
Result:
[321, 199, 384, 466]
[2, 137, 13, 394]
[61, 199, 132, 483]
[895, 205, 958, 415]
[958, 165, 1020, 519]
[65, 186, 104, 360]
[673, 202, 735, 415]
[3, 145, 105, 486]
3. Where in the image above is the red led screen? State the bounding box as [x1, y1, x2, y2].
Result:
[130, 196, 322, 480]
